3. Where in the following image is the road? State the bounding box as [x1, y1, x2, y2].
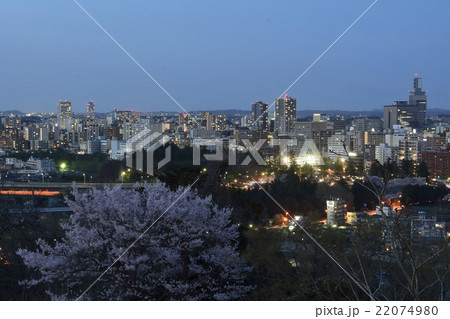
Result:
[0, 182, 137, 190]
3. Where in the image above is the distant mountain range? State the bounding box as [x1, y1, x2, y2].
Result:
[426, 108, 450, 116]
[0, 110, 23, 115]
[203, 108, 450, 118]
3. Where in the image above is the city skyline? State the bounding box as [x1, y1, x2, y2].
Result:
[1, 0, 449, 308]
[1, 74, 444, 117]
[1, 0, 450, 113]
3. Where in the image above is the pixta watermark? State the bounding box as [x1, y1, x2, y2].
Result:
[125, 129, 324, 175]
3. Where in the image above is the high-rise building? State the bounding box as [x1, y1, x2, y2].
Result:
[409, 75, 427, 125]
[310, 121, 331, 157]
[251, 101, 268, 131]
[198, 111, 214, 130]
[86, 101, 96, 119]
[274, 94, 296, 135]
[399, 137, 425, 162]
[375, 143, 392, 164]
[422, 148, 450, 179]
[327, 134, 350, 161]
[178, 112, 190, 131]
[425, 136, 447, 150]
[383, 76, 427, 129]
[240, 115, 249, 128]
[383, 101, 417, 129]
[114, 110, 138, 124]
[0, 127, 23, 150]
[205, 112, 214, 131]
[364, 132, 385, 146]
[326, 198, 345, 226]
[57, 100, 72, 130]
[214, 114, 227, 131]
[2, 116, 21, 128]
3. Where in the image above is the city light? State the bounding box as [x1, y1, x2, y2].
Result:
[0, 23, 447, 306]
[296, 153, 319, 166]
[306, 155, 316, 165]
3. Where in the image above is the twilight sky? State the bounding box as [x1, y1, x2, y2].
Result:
[0, 0, 449, 114]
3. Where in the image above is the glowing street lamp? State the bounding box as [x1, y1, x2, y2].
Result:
[60, 163, 67, 171]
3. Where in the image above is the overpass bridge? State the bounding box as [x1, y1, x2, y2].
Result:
[0, 182, 137, 209]
[8, 206, 73, 214]
[0, 182, 136, 193]
[0, 182, 135, 213]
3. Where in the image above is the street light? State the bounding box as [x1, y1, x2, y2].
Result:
[83, 173, 86, 184]
[121, 171, 125, 183]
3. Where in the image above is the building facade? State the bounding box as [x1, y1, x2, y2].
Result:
[251, 101, 268, 131]
[57, 100, 72, 130]
[274, 95, 296, 135]
[422, 148, 450, 179]
[326, 198, 346, 226]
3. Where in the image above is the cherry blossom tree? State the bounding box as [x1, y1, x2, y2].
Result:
[17, 183, 252, 300]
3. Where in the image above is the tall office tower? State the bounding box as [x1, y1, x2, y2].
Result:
[408, 75, 427, 125]
[178, 112, 186, 126]
[178, 112, 189, 131]
[384, 102, 410, 129]
[274, 94, 296, 135]
[205, 112, 214, 130]
[383, 101, 423, 129]
[326, 198, 346, 226]
[383, 76, 427, 129]
[86, 100, 96, 119]
[214, 114, 227, 131]
[251, 101, 268, 131]
[57, 99, 72, 130]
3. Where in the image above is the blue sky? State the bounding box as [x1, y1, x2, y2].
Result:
[0, 0, 449, 113]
